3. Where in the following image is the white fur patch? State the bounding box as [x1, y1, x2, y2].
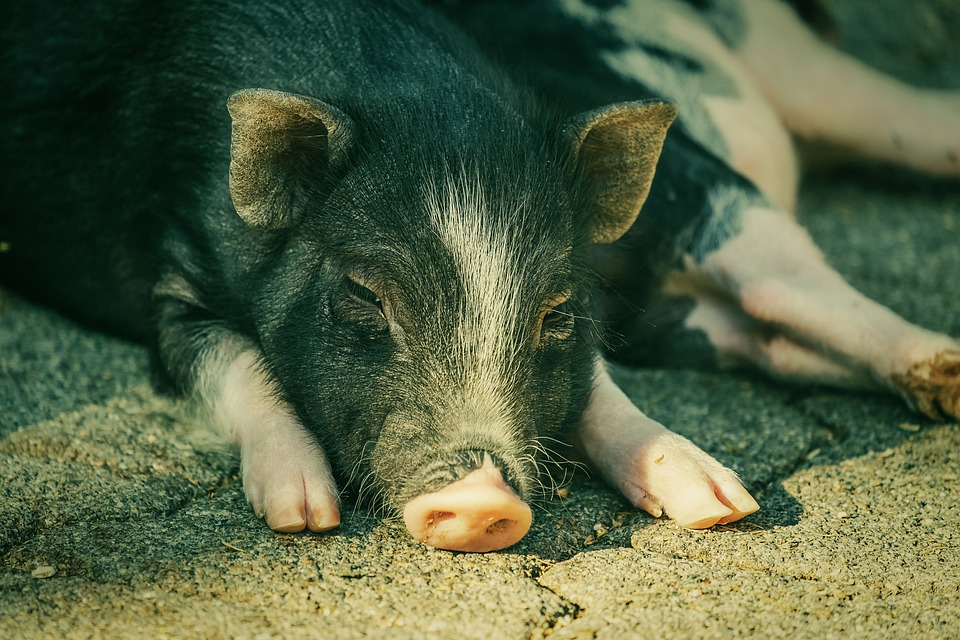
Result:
[561, 0, 742, 163]
[559, 0, 602, 23]
[424, 172, 527, 448]
[690, 183, 755, 258]
[572, 0, 799, 206]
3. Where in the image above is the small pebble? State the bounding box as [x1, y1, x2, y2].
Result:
[31, 566, 56, 579]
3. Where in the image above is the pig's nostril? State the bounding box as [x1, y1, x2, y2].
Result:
[486, 518, 514, 535]
[427, 511, 456, 525]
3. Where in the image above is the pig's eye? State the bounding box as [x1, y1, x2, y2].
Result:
[539, 297, 575, 344]
[345, 277, 386, 319]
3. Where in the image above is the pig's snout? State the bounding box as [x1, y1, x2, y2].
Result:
[402, 452, 532, 552]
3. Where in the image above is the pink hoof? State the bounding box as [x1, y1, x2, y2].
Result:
[403, 453, 532, 552]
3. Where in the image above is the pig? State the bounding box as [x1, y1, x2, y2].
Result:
[1, 0, 955, 555]
[0, 0, 759, 553]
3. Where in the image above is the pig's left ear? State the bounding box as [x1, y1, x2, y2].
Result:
[564, 100, 677, 244]
[226, 88, 355, 229]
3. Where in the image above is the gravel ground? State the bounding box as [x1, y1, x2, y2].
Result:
[1, 1, 958, 638]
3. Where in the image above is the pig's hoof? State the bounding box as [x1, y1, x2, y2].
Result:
[892, 349, 960, 422]
[243, 450, 341, 533]
[614, 432, 759, 529]
[403, 454, 532, 552]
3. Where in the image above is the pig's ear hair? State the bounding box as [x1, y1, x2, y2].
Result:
[564, 100, 677, 244]
[226, 88, 355, 229]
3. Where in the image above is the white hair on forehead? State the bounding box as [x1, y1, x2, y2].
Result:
[423, 169, 529, 447]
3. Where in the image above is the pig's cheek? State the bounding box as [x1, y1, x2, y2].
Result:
[240, 424, 341, 533]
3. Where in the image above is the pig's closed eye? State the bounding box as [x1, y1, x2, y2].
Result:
[346, 277, 385, 319]
[540, 301, 575, 343]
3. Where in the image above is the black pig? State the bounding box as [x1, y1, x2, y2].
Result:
[1, 0, 760, 552]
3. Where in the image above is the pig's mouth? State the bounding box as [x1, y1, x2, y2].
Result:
[400, 450, 533, 553]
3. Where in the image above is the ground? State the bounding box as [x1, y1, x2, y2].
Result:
[1, 0, 959, 638]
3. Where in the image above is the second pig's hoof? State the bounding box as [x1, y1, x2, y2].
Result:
[893, 350, 960, 422]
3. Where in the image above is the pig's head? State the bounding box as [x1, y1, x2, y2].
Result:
[225, 88, 675, 551]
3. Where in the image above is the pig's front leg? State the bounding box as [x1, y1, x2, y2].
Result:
[214, 349, 341, 532]
[575, 362, 759, 528]
[154, 281, 340, 532]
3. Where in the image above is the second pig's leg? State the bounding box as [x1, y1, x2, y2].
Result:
[735, 0, 960, 176]
[692, 206, 960, 420]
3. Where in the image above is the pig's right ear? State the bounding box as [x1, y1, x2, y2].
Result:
[226, 88, 355, 229]
[565, 100, 677, 244]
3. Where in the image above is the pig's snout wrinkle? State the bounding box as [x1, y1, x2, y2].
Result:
[403, 453, 532, 552]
